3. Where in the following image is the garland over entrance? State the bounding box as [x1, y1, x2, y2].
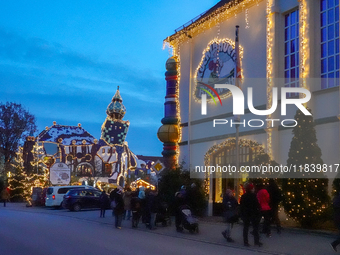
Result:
[204, 138, 266, 167]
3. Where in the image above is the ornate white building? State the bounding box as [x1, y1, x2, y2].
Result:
[164, 0, 339, 214]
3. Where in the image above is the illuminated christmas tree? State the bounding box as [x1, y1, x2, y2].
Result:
[8, 145, 49, 202]
[8, 164, 28, 202]
[282, 108, 329, 227]
[332, 171, 340, 196]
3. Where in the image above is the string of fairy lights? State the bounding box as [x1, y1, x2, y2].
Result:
[299, 0, 309, 92]
[165, 0, 263, 49]
[266, 0, 274, 159]
[8, 144, 49, 201]
[203, 138, 267, 195]
[165, 0, 324, 224]
[193, 38, 244, 103]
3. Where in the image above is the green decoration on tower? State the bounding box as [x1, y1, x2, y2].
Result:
[281, 108, 330, 228]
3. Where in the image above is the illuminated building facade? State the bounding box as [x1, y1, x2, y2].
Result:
[24, 87, 138, 187]
[164, 0, 339, 215]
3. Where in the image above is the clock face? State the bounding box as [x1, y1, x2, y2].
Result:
[195, 39, 241, 102]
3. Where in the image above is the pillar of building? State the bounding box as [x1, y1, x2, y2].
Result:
[157, 56, 180, 169]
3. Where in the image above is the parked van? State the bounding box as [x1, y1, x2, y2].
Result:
[45, 185, 96, 208]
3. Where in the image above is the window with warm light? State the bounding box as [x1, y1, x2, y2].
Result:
[320, 0, 339, 89]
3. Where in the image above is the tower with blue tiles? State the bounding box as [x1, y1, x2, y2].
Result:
[98, 86, 136, 186]
[101, 86, 129, 145]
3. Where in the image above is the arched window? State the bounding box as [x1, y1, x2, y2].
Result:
[76, 163, 93, 177]
[212, 145, 261, 203]
[204, 138, 267, 215]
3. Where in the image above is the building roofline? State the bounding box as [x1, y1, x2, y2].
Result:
[164, 0, 257, 46]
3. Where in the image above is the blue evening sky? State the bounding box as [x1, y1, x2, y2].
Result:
[0, 0, 217, 156]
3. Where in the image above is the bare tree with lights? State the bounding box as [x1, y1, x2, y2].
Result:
[0, 102, 37, 176]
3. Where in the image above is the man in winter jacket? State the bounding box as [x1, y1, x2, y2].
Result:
[240, 183, 262, 247]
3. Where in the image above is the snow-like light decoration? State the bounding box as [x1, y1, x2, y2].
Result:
[266, 0, 274, 158]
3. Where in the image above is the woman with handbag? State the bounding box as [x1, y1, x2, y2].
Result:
[221, 189, 238, 242]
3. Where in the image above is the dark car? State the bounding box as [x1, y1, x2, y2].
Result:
[63, 188, 102, 211]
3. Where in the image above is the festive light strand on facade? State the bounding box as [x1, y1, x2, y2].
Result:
[299, 0, 309, 92]
[165, 0, 264, 48]
[193, 38, 244, 103]
[172, 44, 182, 165]
[266, 0, 274, 158]
[204, 138, 267, 181]
[245, 8, 250, 28]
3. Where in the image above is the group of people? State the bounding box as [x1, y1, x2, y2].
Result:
[222, 180, 282, 247]
[98, 186, 160, 230]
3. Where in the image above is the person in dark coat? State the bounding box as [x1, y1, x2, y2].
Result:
[240, 183, 262, 247]
[146, 189, 159, 230]
[221, 189, 238, 242]
[99, 190, 109, 218]
[110, 188, 119, 216]
[174, 190, 186, 232]
[123, 187, 132, 220]
[331, 192, 340, 251]
[114, 189, 125, 229]
[131, 191, 142, 228]
[267, 179, 282, 233]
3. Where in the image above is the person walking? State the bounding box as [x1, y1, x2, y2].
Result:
[331, 191, 340, 251]
[114, 188, 124, 229]
[146, 189, 159, 230]
[221, 189, 238, 242]
[267, 179, 282, 234]
[138, 187, 147, 224]
[257, 184, 272, 237]
[131, 191, 142, 228]
[174, 189, 186, 232]
[123, 187, 132, 220]
[240, 183, 262, 247]
[1, 187, 10, 207]
[110, 188, 118, 217]
[99, 190, 109, 218]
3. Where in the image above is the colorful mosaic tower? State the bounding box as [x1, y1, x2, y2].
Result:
[157, 57, 180, 169]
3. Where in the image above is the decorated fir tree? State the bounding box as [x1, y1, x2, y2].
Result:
[332, 170, 340, 196]
[8, 145, 49, 202]
[249, 153, 281, 187]
[282, 108, 329, 228]
[8, 164, 28, 201]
